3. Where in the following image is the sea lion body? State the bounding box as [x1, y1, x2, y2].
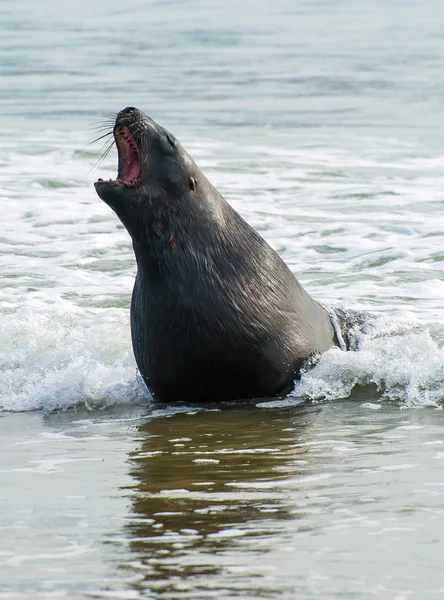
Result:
[95, 107, 338, 402]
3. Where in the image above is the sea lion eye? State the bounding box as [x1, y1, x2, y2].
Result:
[189, 177, 196, 191]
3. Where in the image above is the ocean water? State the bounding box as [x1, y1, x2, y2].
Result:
[2, 0, 444, 598]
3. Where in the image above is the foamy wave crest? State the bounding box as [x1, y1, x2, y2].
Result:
[0, 297, 149, 412]
[3, 298, 443, 413]
[283, 310, 444, 409]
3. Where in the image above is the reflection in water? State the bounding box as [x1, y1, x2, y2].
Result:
[123, 405, 320, 598]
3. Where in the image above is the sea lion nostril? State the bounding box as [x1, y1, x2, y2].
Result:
[116, 107, 139, 122]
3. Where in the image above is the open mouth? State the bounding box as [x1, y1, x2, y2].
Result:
[114, 125, 141, 182]
[114, 125, 140, 181]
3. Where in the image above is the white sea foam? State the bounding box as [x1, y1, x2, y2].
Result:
[292, 311, 444, 409]
[0, 296, 147, 412]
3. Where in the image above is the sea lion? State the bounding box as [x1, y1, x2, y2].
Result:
[95, 107, 339, 403]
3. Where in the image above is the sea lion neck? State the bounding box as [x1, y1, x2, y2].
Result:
[130, 183, 229, 279]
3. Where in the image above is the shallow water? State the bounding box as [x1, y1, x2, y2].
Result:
[2, 402, 444, 599]
[2, 0, 444, 597]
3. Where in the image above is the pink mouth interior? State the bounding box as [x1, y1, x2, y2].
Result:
[115, 126, 141, 181]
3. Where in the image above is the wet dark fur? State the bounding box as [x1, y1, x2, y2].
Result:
[95, 107, 338, 403]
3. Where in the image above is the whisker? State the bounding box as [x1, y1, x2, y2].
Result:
[86, 131, 114, 147]
[90, 121, 116, 131]
[101, 141, 115, 161]
[96, 112, 117, 123]
[90, 113, 117, 132]
[89, 125, 114, 135]
[88, 138, 116, 175]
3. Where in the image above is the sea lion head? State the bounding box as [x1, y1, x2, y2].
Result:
[94, 107, 204, 244]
